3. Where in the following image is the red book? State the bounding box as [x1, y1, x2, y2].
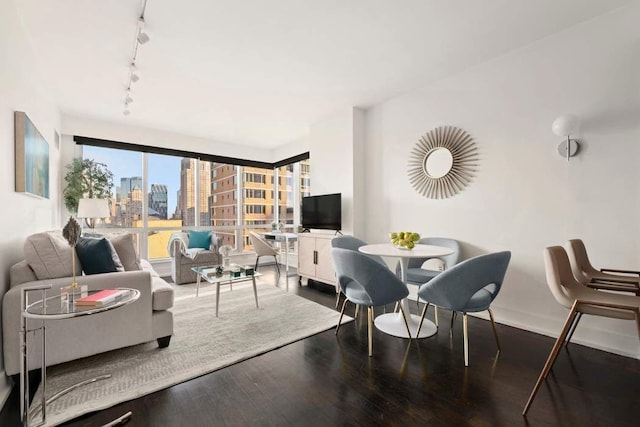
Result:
[75, 289, 127, 307]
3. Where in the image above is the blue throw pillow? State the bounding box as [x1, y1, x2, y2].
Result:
[76, 237, 125, 275]
[188, 230, 211, 249]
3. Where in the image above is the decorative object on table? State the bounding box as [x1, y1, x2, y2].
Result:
[75, 289, 130, 307]
[389, 231, 420, 250]
[271, 221, 285, 232]
[62, 216, 83, 293]
[230, 267, 242, 278]
[551, 114, 580, 161]
[244, 266, 254, 276]
[63, 158, 114, 215]
[219, 244, 234, 268]
[408, 126, 478, 199]
[14, 111, 49, 198]
[77, 198, 110, 232]
[215, 266, 224, 276]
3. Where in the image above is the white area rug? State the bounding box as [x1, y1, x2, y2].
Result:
[31, 282, 350, 426]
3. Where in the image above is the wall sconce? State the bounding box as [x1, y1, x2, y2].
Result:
[552, 114, 580, 161]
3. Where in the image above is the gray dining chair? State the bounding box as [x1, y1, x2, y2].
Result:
[396, 237, 460, 326]
[331, 236, 387, 310]
[523, 246, 640, 415]
[416, 251, 511, 366]
[331, 247, 411, 357]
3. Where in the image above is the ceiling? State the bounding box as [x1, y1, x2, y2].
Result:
[15, 0, 631, 149]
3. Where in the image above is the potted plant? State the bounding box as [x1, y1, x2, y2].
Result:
[63, 158, 114, 214]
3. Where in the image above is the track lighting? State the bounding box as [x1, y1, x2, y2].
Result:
[137, 31, 150, 44]
[122, 1, 150, 115]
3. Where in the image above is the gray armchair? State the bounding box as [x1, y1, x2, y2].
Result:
[331, 236, 387, 309]
[331, 247, 411, 357]
[417, 251, 511, 366]
[169, 232, 222, 285]
[395, 237, 461, 325]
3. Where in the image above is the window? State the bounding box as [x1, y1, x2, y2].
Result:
[80, 145, 309, 257]
[245, 205, 266, 214]
[82, 146, 143, 229]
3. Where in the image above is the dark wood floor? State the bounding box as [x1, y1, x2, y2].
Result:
[1, 267, 639, 426]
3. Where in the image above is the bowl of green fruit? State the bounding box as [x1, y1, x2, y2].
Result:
[390, 231, 420, 250]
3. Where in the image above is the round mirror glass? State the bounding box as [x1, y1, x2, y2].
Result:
[423, 148, 453, 178]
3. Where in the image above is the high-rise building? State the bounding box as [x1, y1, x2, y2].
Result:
[119, 176, 142, 200]
[148, 184, 168, 219]
[179, 158, 211, 225]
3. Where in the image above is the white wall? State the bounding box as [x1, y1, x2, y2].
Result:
[0, 0, 61, 406]
[362, 3, 640, 357]
[309, 107, 365, 236]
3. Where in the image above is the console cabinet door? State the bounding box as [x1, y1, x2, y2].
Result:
[297, 234, 316, 277]
[315, 237, 336, 284]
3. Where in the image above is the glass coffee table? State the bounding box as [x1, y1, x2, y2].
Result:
[20, 285, 139, 427]
[191, 265, 263, 317]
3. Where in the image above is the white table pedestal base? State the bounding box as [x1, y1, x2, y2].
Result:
[374, 312, 437, 339]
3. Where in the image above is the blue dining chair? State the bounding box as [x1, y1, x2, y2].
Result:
[416, 251, 511, 366]
[331, 247, 412, 357]
[395, 237, 461, 326]
[331, 236, 387, 310]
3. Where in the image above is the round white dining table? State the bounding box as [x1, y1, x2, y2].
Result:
[358, 243, 454, 339]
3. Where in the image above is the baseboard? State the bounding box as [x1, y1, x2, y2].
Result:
[0, 371, 12, 412]
[407, 293, 639, 360]
[480, 304, 639, 359]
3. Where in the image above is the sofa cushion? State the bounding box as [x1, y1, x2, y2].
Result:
[76, 237, 125, 275]
[24, 232, 82, 280]
[188, 230, 211, 249]
[108, 233, 142, 271]
[151, 277, 174, 311]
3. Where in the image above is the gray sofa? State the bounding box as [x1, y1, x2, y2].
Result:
[2, 231, 174, 376]
[170, 232, 222, 285]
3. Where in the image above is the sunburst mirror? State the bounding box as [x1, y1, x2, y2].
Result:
[408, 126, 479, 199]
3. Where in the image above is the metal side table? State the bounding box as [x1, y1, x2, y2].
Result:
[20, 285, 140, 427]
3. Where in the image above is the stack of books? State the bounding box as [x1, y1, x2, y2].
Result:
[75, 289, 129, 307]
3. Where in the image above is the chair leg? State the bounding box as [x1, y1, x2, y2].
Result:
[434, 306, 439, 328]
[367, 306, 374, 357]
[335, 291, 341, 309]
[393, 302, 399, 313]
[398, 304, 413, 341]
[274, 255, 280, 275]
[254, 256, 260, 272]
[488, 308, 501, 352]
[336, 299, 349, 336]
[523, 301, 580, 416]
[416, 303, 430, 339]
[564, 312, 582, 347]
[463, 313, 469, 367]
[355, 305, 360, 318]
[450, 311, 457, 335]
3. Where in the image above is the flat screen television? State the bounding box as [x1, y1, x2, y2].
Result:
[302, 193, 342, 231]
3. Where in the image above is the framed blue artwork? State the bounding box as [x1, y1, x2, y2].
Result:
[15, 111, 49, 199]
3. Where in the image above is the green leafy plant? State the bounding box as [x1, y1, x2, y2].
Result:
[63, 158, 114, 214]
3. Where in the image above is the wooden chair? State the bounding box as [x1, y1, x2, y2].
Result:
[566, 239, 640, 295]
[523, 246, 640, 416]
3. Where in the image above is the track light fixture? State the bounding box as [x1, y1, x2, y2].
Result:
[122, 0, 150, 116]
[137, 31, 150, 45]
